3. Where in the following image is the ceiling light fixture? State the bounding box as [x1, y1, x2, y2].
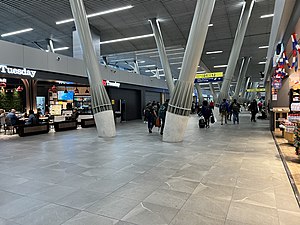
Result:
[100, 34, 154, 45]
[260, 14, 274, 19]
[1, 28, 33, 37]
[206, 50, 223, 55]
[196, 71, 206, 74]
[150, 52, 184, 58]
[208, 24, 213, 27]
[170, 62, 182, 65]
[258, 61, 266, 64]
[110, 58, 135, 63]
[139, 65, 156, 68]
[168, 56, 184, 60]
[145, 69, 164, 72]
[258, 46, 269, 49]
[214, 65, 228, 68]
[54, 47, 69, 51]
[56, 5, 134, 25]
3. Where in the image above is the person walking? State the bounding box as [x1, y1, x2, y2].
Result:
[219, 99, 229, 125]
[230, 99, 241, 124]
[145, 102, 157, 133]
[209, 100, 214, 110]
[201, 100, 212, 128]
[158, 99, 169, 135]
[249, 99, 258, 122]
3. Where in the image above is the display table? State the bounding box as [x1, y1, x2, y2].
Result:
[54, 121, 77, 132]
[81, 118, 95, 128]
[18, 123, 50, 137]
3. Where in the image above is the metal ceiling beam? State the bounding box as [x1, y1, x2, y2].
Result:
[218, 0, 255, 102]
[69, 0, 116, 138]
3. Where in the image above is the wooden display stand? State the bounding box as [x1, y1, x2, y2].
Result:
[272, 107, 290, 131]
[284, 131, 295, 144]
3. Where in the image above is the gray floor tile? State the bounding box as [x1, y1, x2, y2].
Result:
[0, 218, 20, 225]
[278, 209, 300, 225]
[227, 202, 279, 225]
[86, 195, 140, 220]
[12, 204, 80, 225]
[0, 191, 23, 207]
[192, 182, 234, 201]
[121, 202, 178, 225]
[182, 195, 231, 220]
[170, 210, 225, 225]
[61, 212, 118, 225]
[160, 177, 199, 194]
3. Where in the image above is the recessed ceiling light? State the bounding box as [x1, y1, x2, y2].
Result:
[145, 69, 164, 72]
[196, 71, 206, 74]
[258, 61, 266, 64]
[150, 52, 184, 58]
[208, 24, 213, 27]
[139, 64, 156, 68]
[54, 47, 69, 51]
[1, 28, 33, 37]
[260, 14, 274, 18]
[110, 58, 135, 63]
[170, 62, 182, 65]
[214, 65, 228, 68]
[259, 46, 269, 49]
[56, 5, 133, 25]
[168, 56, 184, 60]
[100, 34, 154, 44]
[206, 50, 223, 55]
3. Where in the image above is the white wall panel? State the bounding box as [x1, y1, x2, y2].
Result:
[23, 46, 48, 70]
[47, 53, 68, 74]
[0, 41, 24, 66]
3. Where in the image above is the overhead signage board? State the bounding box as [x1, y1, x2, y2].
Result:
[195, 77, 223, 83]
[102, 80, 120, 88]
[246, 88, 266, 92]
[195, 72, 223, 79]
[0, 65, 37, 78]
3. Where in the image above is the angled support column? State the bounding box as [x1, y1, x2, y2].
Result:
[232, 57, 245, 100]
[163, 0, 216, 142]
[149, 18, 174, 94]
[218, 0, 255, 102]
[195, 84, 203, 104]
[234, 57, 251, 100]
[46, 39, 55, 53]
[133, 59, 140, 74]
[250, 82, 259, 101]
[69, 0, 116, 137]
[209, 83, 217, 102]
[243, 77, 251, 99]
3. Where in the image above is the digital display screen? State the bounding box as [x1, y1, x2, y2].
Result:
[57, 91, 74, 101]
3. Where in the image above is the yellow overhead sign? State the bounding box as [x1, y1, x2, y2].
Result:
[246, 88, 266, 92]
[195, 72, 223, 79]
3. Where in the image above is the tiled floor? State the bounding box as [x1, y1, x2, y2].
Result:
[0, 112, 300, 225]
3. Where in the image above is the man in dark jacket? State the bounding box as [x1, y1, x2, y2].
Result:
[249, 99, 258, 122]
[158, 99, 169, 135]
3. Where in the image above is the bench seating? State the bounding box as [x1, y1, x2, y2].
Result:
[81, 118, 95, 128]
[54, 121, 77, 132]
[18, 123, 50, 137]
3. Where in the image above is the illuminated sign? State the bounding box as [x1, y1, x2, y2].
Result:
[102, 80, 120, 88]
[0, 65, 36, 78]
[246, 88, 266, 92]
[0, 78, 6, 83]
[195, 72, 223, 79]
[195, 77, 223, 83]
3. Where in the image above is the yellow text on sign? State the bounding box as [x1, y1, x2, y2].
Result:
[195, 72, 223, 79]
[246, 88, 266, 92]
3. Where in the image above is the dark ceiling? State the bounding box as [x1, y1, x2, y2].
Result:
[0, 0, 275, 90]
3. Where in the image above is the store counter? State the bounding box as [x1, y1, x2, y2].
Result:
[54, 121, 77, 132]
[81, 118, 95, 128]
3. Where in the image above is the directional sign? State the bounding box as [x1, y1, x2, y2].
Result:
[195, 72, 223, 79]
[194, 77, 223, 83]
[246, 88, 266, 92]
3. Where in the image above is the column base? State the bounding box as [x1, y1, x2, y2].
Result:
[94, 110, 116, 137]
[162, 112, 189, 143]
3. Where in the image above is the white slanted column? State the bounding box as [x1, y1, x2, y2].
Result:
[149, 18, 174, 94]
[232, 57, 245, 100]
[69, 0, 116, 137]
[242, 77, 251, 99]
[163, 0, 216, 142]
[218, 0, 255, 102]
[46, 38, 55, 53]
[209, 83, 217, 102]
[195, 84, 203, 104]
[236, 57, 251, 101]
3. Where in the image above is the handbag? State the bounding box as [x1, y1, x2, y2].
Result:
[155, 117, 161, 127]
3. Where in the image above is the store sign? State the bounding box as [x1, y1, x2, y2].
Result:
[246, 88, 266, 92]
[0, 78, 6, 83]
[0, 65, 36, 78]
[195, 72, 223, 79]
[102, 80, 120, 88]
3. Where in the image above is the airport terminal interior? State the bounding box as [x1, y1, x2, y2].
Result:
[0, 0, 300, 224]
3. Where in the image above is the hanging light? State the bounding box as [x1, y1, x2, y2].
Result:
[16, 86, 23, 92]
[74, 87, 79, 93]
[85, 88, 89, 93]
[64, 86, 68, 93]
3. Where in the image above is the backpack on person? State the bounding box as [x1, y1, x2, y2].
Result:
[220, 102, 227, 113]
[232, 103, 240, 113]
